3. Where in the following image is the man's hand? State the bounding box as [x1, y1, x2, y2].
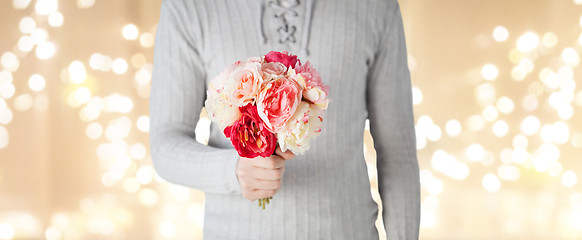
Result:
[236, 146, 295, 201]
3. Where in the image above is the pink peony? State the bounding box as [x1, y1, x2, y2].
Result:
[257, 77, 302, 132]
[224, 105, 277, 158]
[261, 62, 287, 81]
[296, 61, 329, 95]
[264, 51, 300, 68]
[226, 61, 263, 107]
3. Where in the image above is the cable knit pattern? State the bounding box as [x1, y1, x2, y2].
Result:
[150, 0, 420, 239]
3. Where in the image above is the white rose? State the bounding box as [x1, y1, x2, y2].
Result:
[276, 101, 324, 155]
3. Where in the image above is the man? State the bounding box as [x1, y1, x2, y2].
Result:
[150, 0, 420, 239]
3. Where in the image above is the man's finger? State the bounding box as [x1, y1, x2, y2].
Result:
[252, 179, 282, 190]
[275, 146, 295, 160]
[253, 168, 284, 181]
[253, 156, 285, 169]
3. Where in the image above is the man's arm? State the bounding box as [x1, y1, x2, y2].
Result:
[149, 0, 241, 194]
[366, 1, 421, 239]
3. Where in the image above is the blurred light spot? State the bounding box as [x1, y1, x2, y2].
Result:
[48, 12, 64, 27]
[423, 195, 440, 211]
[508, 49, 523, 64]
[160, 221, 176, 239]
[416, 130, 426, 150]
[140, 32, 154, 48]
[482, 105, 498, 122]
[45, 226, 61, 240]
[35, 0, 58, 15]
[18, 35, 34, 52]
[482, 173, 501, 193]
[500, 148, 513, 164]
[105, 117, 132, 141]
[0, 223, 15, 240]
[518, 58, 534, 73]
[74, 87, 91, 105]
[520, 116, 540, 136]
[28, 74, 46, 91]
[104, 94, 133, 113]
[36, 42, 56, 59]
[138, 188, 158, 207]
[412, 86, 423, 105]
[19, 17, 36, 33]
[131, 54, 146, 69]
[419, 169, 433, 185]
[0, 127, 9, 149]
[561, 47, 580, 67]
[510, 65, 527, 81]
[445, 119, 461, 137]
[496, 96, 514, 114]
[559, 104, 575, 120]
[475, 83, 496, 103]
[112, 58, 128, 74]
[123, 178, 140, 193]
[0, 82, 16, 99]
[552, 122, 570, 144]
[533, 144, 560, 172]
[68, 61, 87, 84]
[481, 64, 499, 81]
[541, 32, 558, 48]
[562, 171, 578, 187]
[522, 95, 538, 111]
[466, 144, 484, 162]
[548, 161, 563, 177]
[497, 164, 520, 181]
[89, 53, 112, 72]
[122, 24, 139, 40]
[492, 120, 509, 137]
[14, 94, 33, 111]
[420, 211, 436, 228]
[0, 70, 12, 84]
[467, 115, 486, 131]
[13, 0, 32, 9]
[169, 184, 191, 202]
[492, 26, 509, 42]
[572, 204, 582, 229]
[512, 148, 528, 164]
[77, 0, 95, 8]
[85, 122, 103, 139]
[135, 68, 152, 85]
[136, 165, 154, 185]
[431, 150, 450, 172]
[426, 124, 442, 142]
[187, 203, 205, 227]
[130, 143, 147, 160]
[426, 178, 443, 195]
[195, 117, 211, 145]
[517, 32, 540, 52]
[1, 52, 20, 71]
[408, 54, 417, 71]
[512, 134, 528, 149]
[137, 115, 150, 132]
[0, 108, 13, 125]
[451, 162, 470, 180]
[572, 132, 582, 148]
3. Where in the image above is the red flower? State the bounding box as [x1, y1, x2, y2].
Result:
[264, 51, 300, 68]
[224, 105, 277, 158]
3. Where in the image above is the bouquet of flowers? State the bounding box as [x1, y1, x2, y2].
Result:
[204, 51, 330, 207]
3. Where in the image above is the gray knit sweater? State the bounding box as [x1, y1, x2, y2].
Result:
[149, 0, 420, 239]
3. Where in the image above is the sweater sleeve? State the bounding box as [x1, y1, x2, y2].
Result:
[366, 2, 421, 239]
[149, 0, 241, 194]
